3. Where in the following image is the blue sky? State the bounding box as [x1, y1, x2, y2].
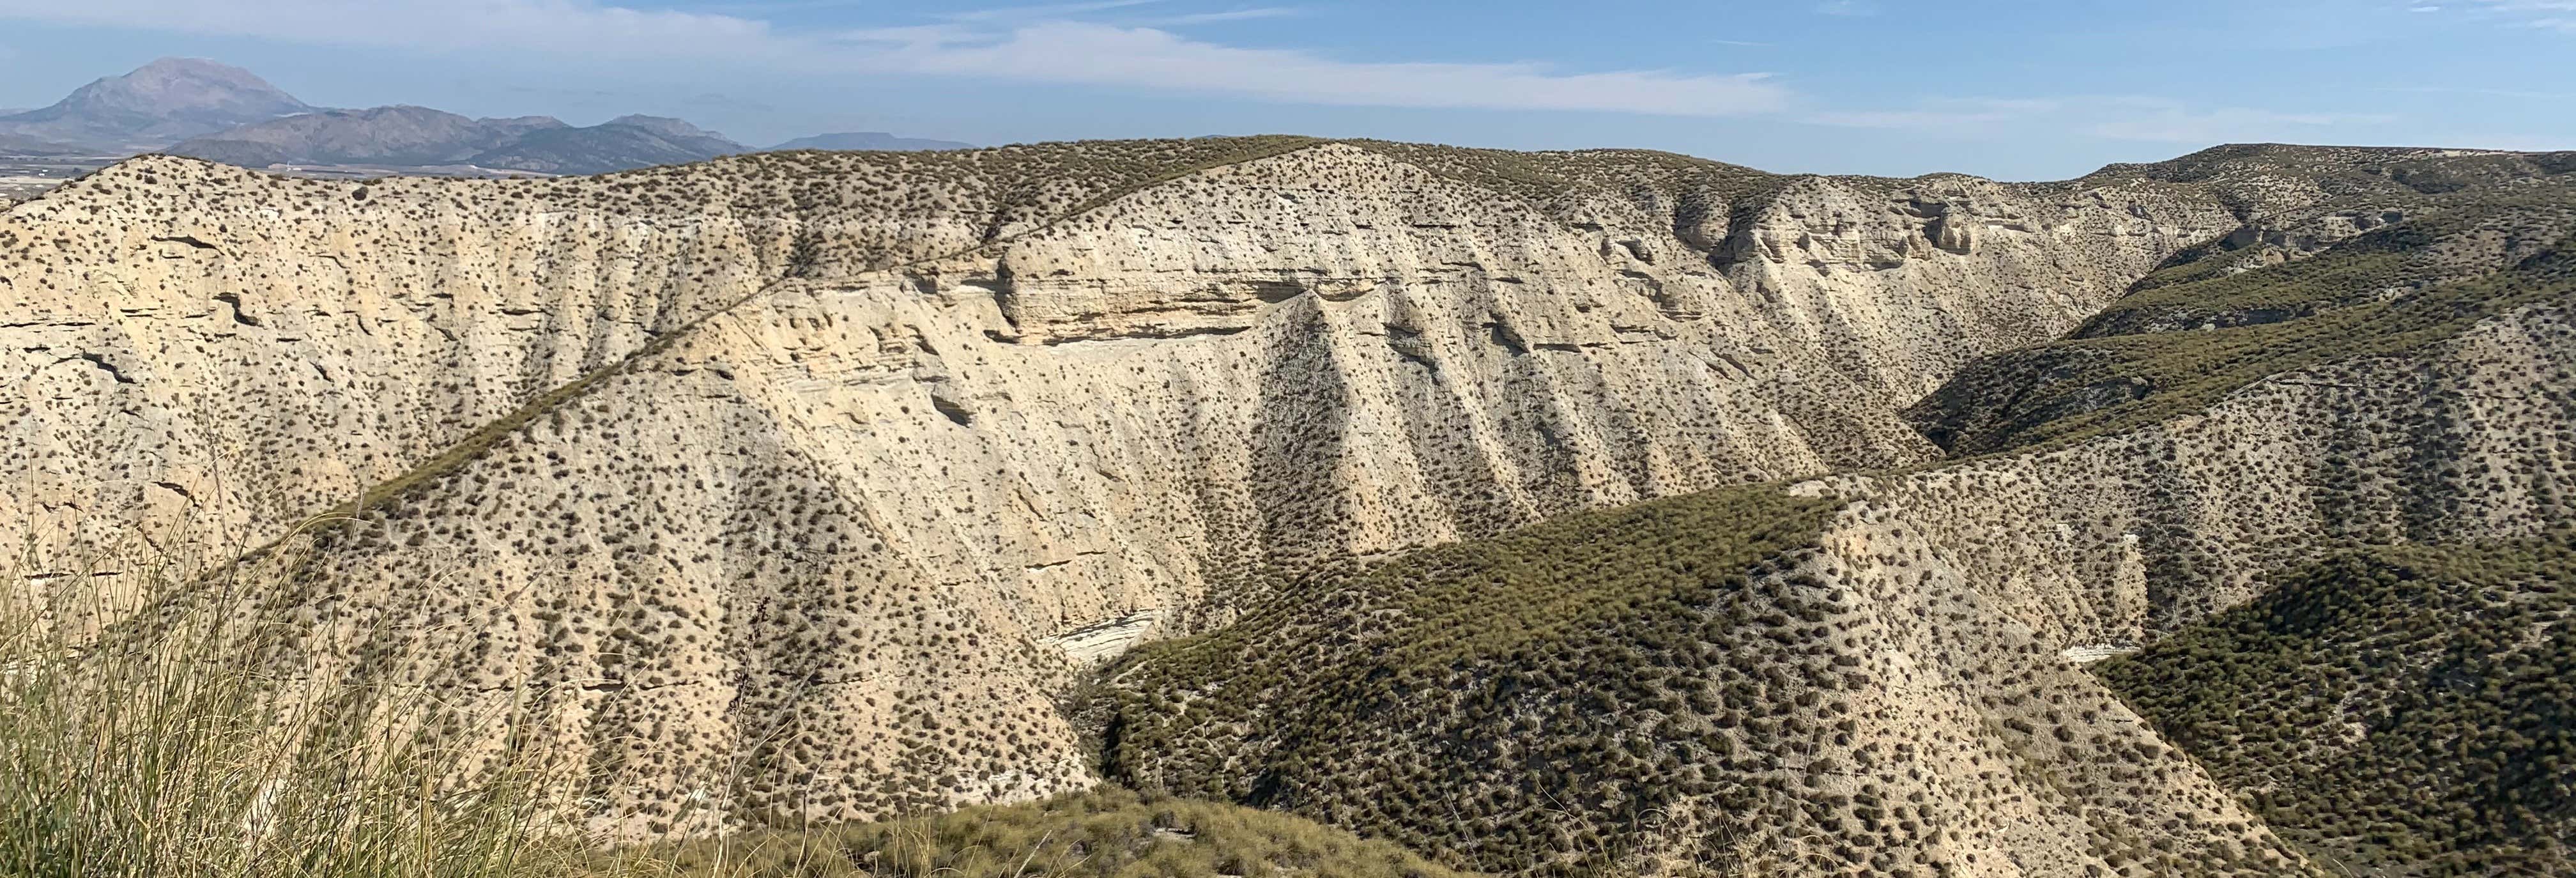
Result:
[0, 0, 2568, 179]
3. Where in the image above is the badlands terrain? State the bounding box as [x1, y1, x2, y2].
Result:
[4, 137, 2572, 877]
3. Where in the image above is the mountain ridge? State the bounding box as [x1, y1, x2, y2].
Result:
[0, 58, 313, 151]
[165, 107, 752, 174]
[0, 58, 972, 177]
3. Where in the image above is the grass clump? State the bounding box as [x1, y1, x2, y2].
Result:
[0, 541, 609, 878]
[627, 786, 1473, 878]
[2096, 533, 2576, 876]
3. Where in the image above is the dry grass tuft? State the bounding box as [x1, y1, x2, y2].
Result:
[0, 538, 625, 878]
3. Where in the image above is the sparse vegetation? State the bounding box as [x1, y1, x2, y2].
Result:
[2098, 534, 2576, 876]
[5, 537, 1468, 878]
[1100, 481, 2323, 877]
[625, 787, 1474, 878]
[1102, 487, 1841, 875]
[1913, 190, 2576, 454]
[0, 540, 605, 878]
[11, 137, 2576, 878]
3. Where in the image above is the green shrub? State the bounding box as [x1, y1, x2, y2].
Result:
[2097, 532, 2576, 875]
[623, 787, 1473, 878]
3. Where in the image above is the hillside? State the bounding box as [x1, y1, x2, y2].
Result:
[2098, 535, 2576, 875]
[1098, 485, 2315, 877]
[1096, 146, 2576, 875]
[1914, 148, 2576, 456]
[6, 139, 2572, 876]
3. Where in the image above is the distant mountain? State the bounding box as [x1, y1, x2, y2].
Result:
[769, 132, 972, 152]
[0, 58, 312, 151]
[1, 57, 963, 173]
[597, 114, 730, 145]
[167, 109, 744, 175]
[457, 116, 747, 175]
[167, 106, 567, 167]
[0, 133, 89, 157]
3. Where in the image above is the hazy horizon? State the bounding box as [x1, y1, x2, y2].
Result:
[0, 1, 2570, 180]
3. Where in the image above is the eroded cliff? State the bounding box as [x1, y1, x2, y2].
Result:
[12, 140, 2560, 874]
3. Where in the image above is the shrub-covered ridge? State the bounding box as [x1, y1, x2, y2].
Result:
[628, 787, 1475, 878]
[2097, 534, 2576, 875]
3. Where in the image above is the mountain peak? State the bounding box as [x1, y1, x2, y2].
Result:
[128, 56, 266, 81]
[59, 58, 309, 118]
[0, 57, 312, 151]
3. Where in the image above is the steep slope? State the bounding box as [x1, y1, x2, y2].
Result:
[2, 137, 1324, 560]
[1100, 149, 2576, 877]
[2097, 536, 2576, 876]
[1913, 151, 2576, 456]
[0, 58, 313, 151]
[1101, 487, 2315, 878]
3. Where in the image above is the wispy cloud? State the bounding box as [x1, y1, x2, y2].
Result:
[837, 22, 1791, 115]
[2424, 0, 2576, 31]
[939, 0, 1162, 23]
[1803, 95, 2396, 144]
[1804, 98, 2059, 130]
[1142, 7, 1298, 25]
[2085, 99, 2395, 143]
[0, 0, 1790, 116]
[1814, 1, 1878, 17]
[2375, 84, 2576, 100]
[2403, 131, 2576, 151]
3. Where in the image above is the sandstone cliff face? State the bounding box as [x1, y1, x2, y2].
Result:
[3, 157, 793, 558]
[1, 139, 1325, 559]
[0, 140, 2297, 846]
